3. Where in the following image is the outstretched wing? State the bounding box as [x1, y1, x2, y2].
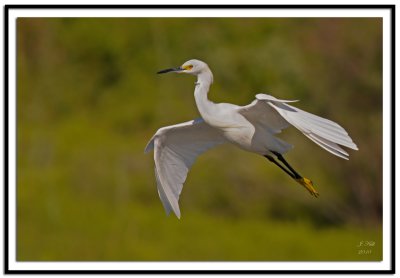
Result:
[239, 94, 358, 159]
[145, 118, 226, 218]
[239, 94, 298, 134]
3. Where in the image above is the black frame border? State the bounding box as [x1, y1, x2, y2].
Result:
[3, 4, 395, 274]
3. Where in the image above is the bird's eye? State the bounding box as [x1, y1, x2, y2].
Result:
[182, 65, 193, 70]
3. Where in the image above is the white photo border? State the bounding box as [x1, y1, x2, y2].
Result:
[4, 4, 395, 274]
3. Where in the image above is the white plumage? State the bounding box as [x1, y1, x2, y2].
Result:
[145, 118, 225, 218]
[145, 59, 358, 218]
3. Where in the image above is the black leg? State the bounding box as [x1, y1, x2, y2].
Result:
[271, 151, 302, 179]
[264, 155, 295, 178]
[265, 152, 319, 198]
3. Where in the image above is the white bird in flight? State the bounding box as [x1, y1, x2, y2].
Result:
[145, 59, 358, 218]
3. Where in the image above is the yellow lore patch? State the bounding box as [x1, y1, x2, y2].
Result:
[182, 64, 193, 70]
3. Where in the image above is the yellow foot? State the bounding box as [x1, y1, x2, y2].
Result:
[295, 177, 319, 197]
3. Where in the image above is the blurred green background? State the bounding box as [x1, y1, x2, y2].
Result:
[17, 17, 382, 261]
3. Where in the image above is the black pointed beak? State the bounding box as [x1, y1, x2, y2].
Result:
[157, 67, 183, 74]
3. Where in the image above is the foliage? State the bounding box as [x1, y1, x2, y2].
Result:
[17, 17, 382, 261]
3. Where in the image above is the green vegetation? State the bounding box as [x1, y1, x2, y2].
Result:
[17, 17, 382, 261]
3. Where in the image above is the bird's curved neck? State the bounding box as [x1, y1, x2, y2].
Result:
[194, 70, 216, 123]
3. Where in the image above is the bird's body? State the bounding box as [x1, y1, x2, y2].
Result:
[146, 59, 358, 218]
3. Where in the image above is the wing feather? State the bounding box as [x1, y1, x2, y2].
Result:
[268, 102, 358, 152]
[145, 118, 225, 218]
[239, 93, 358, 159]
[239, 99, 290, 134]
[304, 133, 349, 159]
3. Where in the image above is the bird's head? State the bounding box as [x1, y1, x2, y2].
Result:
[157, 59, 210, 76]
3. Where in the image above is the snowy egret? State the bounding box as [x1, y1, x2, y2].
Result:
[145, 59, 358, 218]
